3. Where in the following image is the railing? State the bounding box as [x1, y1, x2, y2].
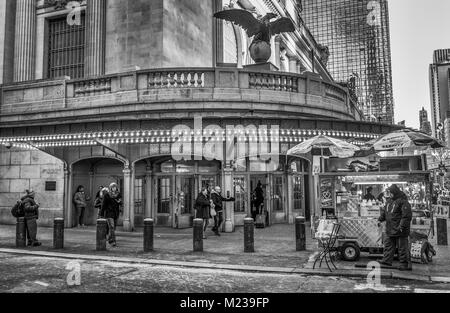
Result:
[0, 67, 362, 121]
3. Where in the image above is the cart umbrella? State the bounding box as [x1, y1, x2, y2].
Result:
[287, 135, 360, 158]
[372, 129, 445, 151]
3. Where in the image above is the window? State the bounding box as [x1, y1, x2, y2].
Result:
[47, 14, 86, 79]
[134, 178, 144, 215]
[233, 176, 247, 213]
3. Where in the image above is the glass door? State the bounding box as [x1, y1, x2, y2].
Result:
[250, 175, 267, 220]
[156, 176, 173, 227]
[272, 175, 287, 223]
[175, 176, 195, 228]
[134, 177, 145, 227]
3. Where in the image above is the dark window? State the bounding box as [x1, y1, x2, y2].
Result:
[45, 181, 57, 191]
[47, 15, 85, 79]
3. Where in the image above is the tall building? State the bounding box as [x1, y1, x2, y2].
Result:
[429, 49, 450, 137]
[301, 0, 395, 124]
[419, 107, 432, 136]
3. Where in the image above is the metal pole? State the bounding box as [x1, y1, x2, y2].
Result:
[193, 218, 203, 252]
[96, 219, 108, 251]
[244, 218, 255, 253]
[53, 218, 65, 249]
[143, 218, 154, 252]
[295, 216, 306, 251]
[16, 217, 26, 248]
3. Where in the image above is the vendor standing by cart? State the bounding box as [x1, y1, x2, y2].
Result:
[378, 184, 413, 271]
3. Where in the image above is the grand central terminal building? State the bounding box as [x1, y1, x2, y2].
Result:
[0, 0, 401, 232]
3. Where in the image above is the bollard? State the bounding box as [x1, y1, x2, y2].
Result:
[436, 218, 448, 246]
[193, 219, 203, 252]
[96, 219, 108, 251]
[16, 217, 26, 248]
[244, 218, 255, 253]
[295, 216, 306, 251]
[143, 218, 154, 252]
[53, 218, 65, 249]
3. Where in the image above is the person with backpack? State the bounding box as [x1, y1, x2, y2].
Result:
[73, 185, 91, 228]
[210, 186, 235, 236]
[21, 189, 42, 247]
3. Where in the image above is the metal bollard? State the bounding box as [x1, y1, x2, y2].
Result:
[295, 216, 306, 251]
[436, 218, 448, 246]
[143, 218, 154, 252]
[244, 218, 255, 253]
[53, 218, 65, 249]
[193, 218, 203, 252]
[96, 219, 108, 251]
[16, 217, 26, 248]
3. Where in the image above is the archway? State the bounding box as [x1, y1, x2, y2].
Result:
[70, 157, 125, 227]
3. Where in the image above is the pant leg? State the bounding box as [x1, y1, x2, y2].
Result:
[25, 218, 38, 243]
[398, 237, 411, 267]
[382, 236, 397, 264]
[217, 212, 224, 231]
[106, 218, 116, 243]
[79, 207, 86, 225]
[212, 216, 218, 231]
[203, 219, 209, 232]
[25, 223, 31, 244]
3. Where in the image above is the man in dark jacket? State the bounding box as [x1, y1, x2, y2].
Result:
[378, 184, 413, 271]
[210, 186, 235, 236]
[22, 189, 42, 247]
[99, 187, 119, 247]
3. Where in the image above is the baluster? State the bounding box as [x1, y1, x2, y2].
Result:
[155, 72, 162, 88]
[255, 74, 262, 89]
[169, 72, 176, 87]
[197, 72, 203, 87]
[148, 73, 156, 89]
[183, 72, 189, 87]
[268, 75, 275, 90]
[190, 72, 196, 87]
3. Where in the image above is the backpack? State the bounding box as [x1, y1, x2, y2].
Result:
[11, 201, 24, 218]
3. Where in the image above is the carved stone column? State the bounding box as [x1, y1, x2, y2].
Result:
[145, 166, 153, 219]
[13, 0, 36, 82]
[122, 165, 132, 232]
[288, 55, 298, 74]
[64, 164, 73, 228]
[223, 166, 234, 233]
[85, 0, 106, 77]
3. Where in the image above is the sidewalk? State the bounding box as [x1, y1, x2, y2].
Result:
[0, 223, 449, 283]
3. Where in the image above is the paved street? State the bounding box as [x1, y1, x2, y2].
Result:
[0, 252, 449, 293]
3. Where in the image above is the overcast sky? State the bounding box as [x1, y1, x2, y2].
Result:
[389, 0, 450, 129]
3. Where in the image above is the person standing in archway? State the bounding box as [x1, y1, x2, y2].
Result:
[73, 185, 91, 228]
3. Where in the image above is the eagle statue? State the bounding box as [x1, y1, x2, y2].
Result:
[214, 9, 296, 63]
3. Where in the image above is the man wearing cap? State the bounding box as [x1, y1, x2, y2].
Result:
[21, 189, 42, 247]
[378, 184, 413, 271]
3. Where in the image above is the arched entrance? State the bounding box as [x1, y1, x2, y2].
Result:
[133, 157, 222, 228]
[70, 157, 125, 227]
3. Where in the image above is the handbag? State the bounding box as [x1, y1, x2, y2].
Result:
[210, 202, 217, 217]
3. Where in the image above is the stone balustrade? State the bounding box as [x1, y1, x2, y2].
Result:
[0, 67, 363, 125]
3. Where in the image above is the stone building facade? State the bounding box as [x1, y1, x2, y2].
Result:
[0, 0, 401, 231]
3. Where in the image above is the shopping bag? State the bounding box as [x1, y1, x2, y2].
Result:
[255, 214, 266, 228]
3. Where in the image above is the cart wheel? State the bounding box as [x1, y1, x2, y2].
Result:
[341, 242, 360, 262]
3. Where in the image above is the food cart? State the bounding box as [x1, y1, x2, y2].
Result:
[314, 154, 433, 261]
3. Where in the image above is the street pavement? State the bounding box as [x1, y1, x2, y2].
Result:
[0, 223, 449, 288]
[0, 252, 449, 293]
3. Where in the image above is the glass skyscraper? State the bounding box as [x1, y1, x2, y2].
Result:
[301, 0, 395, 124]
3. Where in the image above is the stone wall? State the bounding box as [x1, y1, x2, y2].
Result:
[162, 0, 213, 67]
[0, 0, 16, 84]
[0, 147, 65, 226]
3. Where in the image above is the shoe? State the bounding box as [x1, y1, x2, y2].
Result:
[32, 242, 42, 247]
[203, 235, 207, 240]
[399, 264, 412, 271]
[27, 242, 32, 246]
[214, 231, 221, 237]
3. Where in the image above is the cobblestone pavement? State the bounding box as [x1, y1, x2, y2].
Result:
[0, 252, 449, 293]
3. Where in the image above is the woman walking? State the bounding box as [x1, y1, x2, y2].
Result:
[195, 187, 212, 239]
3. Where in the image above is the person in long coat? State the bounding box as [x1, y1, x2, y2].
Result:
[195, 187, 212, 239]
[378, 184, 413, 271]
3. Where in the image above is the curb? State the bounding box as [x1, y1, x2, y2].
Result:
[0, 248, 446, 283]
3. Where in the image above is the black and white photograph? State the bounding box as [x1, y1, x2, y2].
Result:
[0, 0, 450, 306]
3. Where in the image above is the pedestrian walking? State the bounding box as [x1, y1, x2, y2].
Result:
[251, 182, 264, 221]
[99, 186, 119, 247]
[378, 184, 413, 271]
[73, 185, 91, 228]
[21, 189, 42, 247]
[210, 186, 235, 236]
[109, 182, 122, 227]
[195, 187, 212, 239]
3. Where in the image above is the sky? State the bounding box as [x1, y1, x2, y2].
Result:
[389, 0, 450, 129]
